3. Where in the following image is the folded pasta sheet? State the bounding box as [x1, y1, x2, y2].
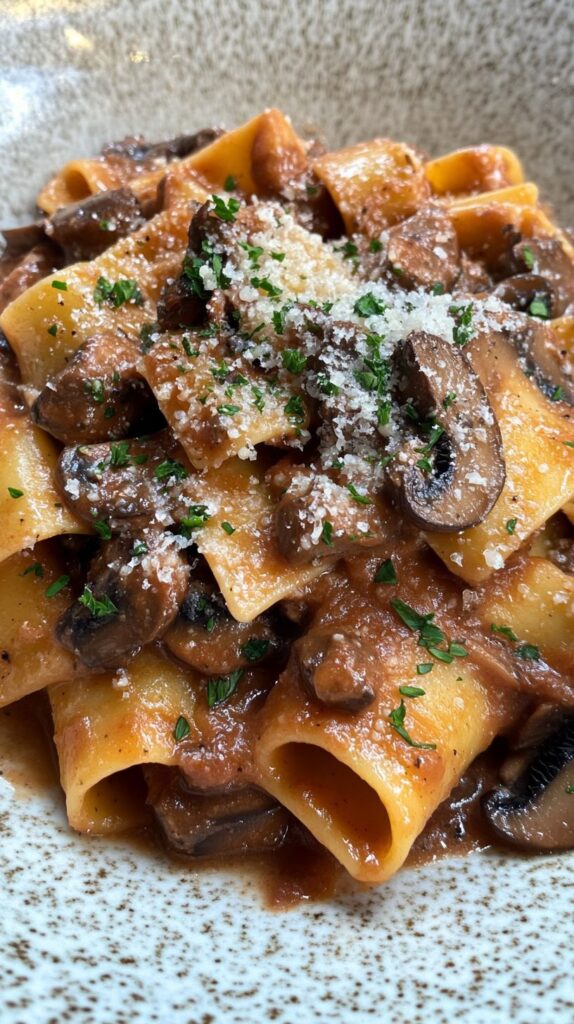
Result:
[0, 402, 85, 561]
[0, 544, 76, 707]
[255, 580, 519, 883]
[50, 649, 200, 833]
[427, 333, 574, 583]
[0, 181, 208, 389]
[194, 458, 329, 621]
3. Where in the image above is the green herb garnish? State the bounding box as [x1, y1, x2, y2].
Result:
[206, 668, 243, 708]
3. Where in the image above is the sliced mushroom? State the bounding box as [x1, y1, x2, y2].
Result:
[144, 766, 289, 858]
[454, 252, 491, 294]
[45, 188, 144, 261]
[297, 630, 376, 711]
[498, 311, 574, 404]
[500, 237, 574, 317]
[0, 241, 62, 313]
[2, 222, 46, 253]
[389, 331, 505, 532]
[381, 204, 460, 293]
[101, 128, 224, 165]
[32, 332, 159, 444]
[493, 273, 552, 313]
[56, 530, 189, 669]
[165, 579, 280, 674]
[55, 430, 187, 529]
[482, 710, 574, 850]
[274, 469, 386, 565]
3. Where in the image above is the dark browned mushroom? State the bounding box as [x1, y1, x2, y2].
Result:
[32, 332, 159, 444]
[389, 331, 506, 532]
[274, 469, 386, 565]
[55, 430, 188, 529]
[506, 313, 574, 404]
[499, 237, 574, 317]
[379, 204, 460, 293]
[165, 579, 280, 674]
[45, 188, 145, 261]
[297, 630, 376, 711]
[482, 710, 574, 850]
[101, 128, 224, 165]
[144, 766, 290, 858]
[56, 530, 189, 669]
[0, 241, 62, 313]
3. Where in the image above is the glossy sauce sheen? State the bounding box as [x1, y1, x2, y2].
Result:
[0, 692, 513, 908]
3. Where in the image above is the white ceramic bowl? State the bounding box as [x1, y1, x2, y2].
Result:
[1, 2, 573, 1022]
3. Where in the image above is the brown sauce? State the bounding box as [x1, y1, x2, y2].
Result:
[0, 692, 515, 909]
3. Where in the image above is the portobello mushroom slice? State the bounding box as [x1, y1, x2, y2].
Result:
[296, 630, 376, 712]
[32, 332, 159, 444]
[165, 579, 280, 675]
[0, 241, 62, 313]
[274, 469, 386, 565]
[144, 766, 289, 858]
[482, 710, 574, 850]
[56, 530, 189, 669]
[55, 430, 189, 529]
[45, 188, 145, 261]
[389, 331, 505, 532]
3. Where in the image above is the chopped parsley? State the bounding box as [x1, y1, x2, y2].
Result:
[416, 663, 433, 675]
[388, 700, 436, 750]
[522, 245, 535, 270]
[551, 385, 565, 402]
[154, 459, 189, 481]
[272, 304, 291, 334]
[529, 297, 549, 319]
[369, 239, 383, 253]
[354, 292, 387, 318]
[321, 521, 334, 546]
[93, 519, 112, 540]
[20, 562, 43, 578]
[173, 715, 191, 741]
[271, 251, 286, 262]
[432, 282, 445, 295]
[337, 240, 359, 260]
[179, 505, 211, 536]
[212, 194, 240, 222]
[240, 241, 264, 268]
[47, 324, 58, 337]
[78, 586, 118, 618]
[109, 442, 132, 468]
[565, 784, 574, 795]
[443, 391, 457, 410]
[7, 487, 23, 499]
[515, 643, 540, 661]
[217, 403, 241, 416]
[132, 541, 148, 556]
[346, 483, 371, 505]
[182, 336, 199, 358]
[317, 373, 340, 396]
[451, 303, 474, 347]
[45, 575, 70, 598]
[491, 623, 518, 642]
[241, 638, 269, 662]
[251, 276, 282, 298]
[140, 322, 158, 353]
[374, 559, 397, 585]
[564, 441, 574, 449]
[206, 668, 243, 708]
[399, 685, 426, 698]
[93, 276, 143, 307]
[51, 280, 68, 291]
[281, 349, 308, 374]
[84, 378, 105, 404]
[506, 518, 517, 535]
[223, 175, 237, 192]
[390, 599, 465, 664]
[221, 521, 235, 535]
[284, 394, 305, 423]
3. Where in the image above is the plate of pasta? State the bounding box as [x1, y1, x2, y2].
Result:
[2, 2, 574, 1023]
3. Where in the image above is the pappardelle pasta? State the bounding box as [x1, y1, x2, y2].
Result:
[1, 109, 574, 886]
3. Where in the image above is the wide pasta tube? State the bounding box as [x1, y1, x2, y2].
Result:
[255, 587, 520, 883]
[50, 649, 201, 834]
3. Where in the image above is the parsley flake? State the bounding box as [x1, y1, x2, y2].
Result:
[45, 575, 70, 598]
[374, 558, 397, 585]
[347, 483, 371, 505]
[506, 518, 517, 535]
[94, 276, 143, 308]
[321, 521, 334, 546]
[241, 638, 269, 662]
[399, 685, 426, 698]
[7, 487, 23, 499]
[221, 521, 235, 535]
[211, 194, 240, 222]
[388, 700, 436, 750]
[491, 623, 518, 642]
[206, 668, 243, 708]
[154, 459, 189, 482]
[173, 716, 191, 741]
[515, 643, 540, 661]
[78, 586, 118, 618]
[354, 292, 387, 318]
[51, 280, 68, 291]
[281, 349, 307, 374]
